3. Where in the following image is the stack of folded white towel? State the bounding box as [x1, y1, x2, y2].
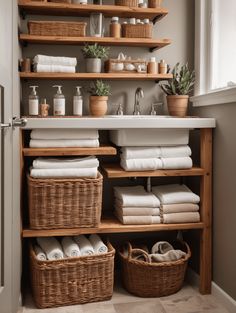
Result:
[30, 155, 99, 178]
[114, 185, 161, 225]
[152, 184, 200, 224]
[29, 129, 99, 148]
[34, 234, 108, 261]
[33, 54, 77, 73]
[120, 146, 192, 171]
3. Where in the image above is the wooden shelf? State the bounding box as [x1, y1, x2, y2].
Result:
[19, 34, 171, 52]
[23, 145, 117, 156]
[18, 1, 168, 23]
[102, 163, 207, 178]
[20, 72, 173, 82]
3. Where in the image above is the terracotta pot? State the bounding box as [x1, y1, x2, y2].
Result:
[166, 95, 189, 117]
[148, 0, 162, 8]
[89, 96, 108, 116]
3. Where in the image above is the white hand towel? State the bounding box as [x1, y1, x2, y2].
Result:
[121, 147, 161, 159]
[152, 216, 161, 224]
[74, 235, 95, 256]
[34, 245, 47, 261]
[33, 156, 99, 169]
[162, 203, 199, 214]
[34, 54, 77, 67]
[36, 237, 64, 261]
[115, 205, 160, 216]
[115, 210, 161, 225]
[152, 184, 200, 204]
[161, 157, 193, 169]
[150, 249, 186, 262]
[34, 64, 76, 73]
[61, 237, 81, 258]
[160, 145, 192, 157]
[114, 185, 160, 207]
[29, 139, 99, 148]
[151, 241, 173, 254]
[89, 234, 108, 254]
[120, 158, 162, 171]
[30, 129, 99, 140]
[30, 167, 98, 178]
[163, 212, 200, 224]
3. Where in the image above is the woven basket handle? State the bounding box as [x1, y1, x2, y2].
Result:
[125, 242, 151, 263]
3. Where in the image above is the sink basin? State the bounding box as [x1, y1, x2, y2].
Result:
[105, 115, 171, 118]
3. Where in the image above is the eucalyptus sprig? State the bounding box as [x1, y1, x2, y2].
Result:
[88, 80, 111, 97]
[82, 43, 109, 59]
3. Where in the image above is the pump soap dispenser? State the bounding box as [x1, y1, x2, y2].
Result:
[73, 86, 83, 116]
[53, 85, 65, 116]
[29, 85, 39, 116]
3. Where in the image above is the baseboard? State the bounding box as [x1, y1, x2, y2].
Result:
[187, 268, 236, 313]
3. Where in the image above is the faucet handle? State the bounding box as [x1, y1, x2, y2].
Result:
[117, 103, 124, 115]
[150, 102, 163, 115]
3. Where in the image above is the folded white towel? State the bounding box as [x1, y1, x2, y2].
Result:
[160, 145, 192, 157]
[33, 156, 99, 169]
[150, 249, 186, 262]
[34, 245, 47, 261]
[121, 147, 161, 159]
[162, 203, 199, 214]
[163, 212, 200, 223]
[61, 237, 81, 258]
[114, 186, 160, 208]
[74, 235, 95, 256]
[115, 205, 160, 216]
[152, 184, 200, 204]
[161, 157, 193, 169]
[89, 234, 108, 254]
[30, 167, 98, 178]
[34, 64, 76, 73]
[115, 210, 161, 225]
[120, 158, 162, 171]
[36, 237, 64, 261]
[29, 139, 99, 148]
[34, 54, 77, 67]
[31, 129, 99, 140]
[151, 241, 173, 254]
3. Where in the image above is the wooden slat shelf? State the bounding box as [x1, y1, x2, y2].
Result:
[18, 1, 168, 23]
[102, 163, 207, 178]
[19, 34, 171, 52]
[20, 72, 173, 82]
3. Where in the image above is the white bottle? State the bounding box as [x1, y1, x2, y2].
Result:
[73, 86, 83, 116]
[29, 85, 39, 116]
[53, 85, 65, 116]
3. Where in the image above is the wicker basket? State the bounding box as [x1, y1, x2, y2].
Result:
[105, 59, 147, 73]
[122, 23, 153, 38]
[30, 241, 115, 308]
[115, 0, 138, 7]
[148, 0, 162, 8]
[119, 241, 191, 297]
[28, 20, 86, 37]
[27, 172, 103, 229]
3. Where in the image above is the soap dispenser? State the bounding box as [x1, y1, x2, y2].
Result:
[53, 85, 65, 116]
[29, 85, 39, 116]
[73, 86, 83, 116]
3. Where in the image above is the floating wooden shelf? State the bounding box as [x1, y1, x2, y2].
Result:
[102, 163, 206, 178]
[20, 72, 173, 82]
[18, 0, 168, 23]
[19, 34, 171, 52]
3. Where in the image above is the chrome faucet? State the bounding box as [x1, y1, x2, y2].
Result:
[133, 87, 144, 115]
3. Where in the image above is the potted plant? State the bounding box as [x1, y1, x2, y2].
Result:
[82, 43, 109, 73]
[88, 80, 111, 116]
[159, 62, 195, 117]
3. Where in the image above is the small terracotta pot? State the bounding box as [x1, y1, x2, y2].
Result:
[166, 95, 189, 117]
[89, 96, 108, 116]
[148, 0, 162, 8]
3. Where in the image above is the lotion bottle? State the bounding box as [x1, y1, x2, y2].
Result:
[53, 85, 65, 116]
[29, 85, 39, 116]
[73, 86, 83, 116]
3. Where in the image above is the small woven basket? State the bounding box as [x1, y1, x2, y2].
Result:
[28, 20, 86, 37]
[148, 0, 162, 8]
[30, 242, 115, 308]
[27, 172, 103, 229]
[122, 23, 153, 38]
[115, 0, 138, 7]
[119, 241, 191, 297]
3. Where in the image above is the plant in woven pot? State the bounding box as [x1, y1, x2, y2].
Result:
[159, 63, 195, 117]
[82, 43, 109, 73]
[88, 80, 111, 117]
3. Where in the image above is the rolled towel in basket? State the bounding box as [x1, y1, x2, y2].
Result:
[121, 147, 161, 159]
[33, 156, 99, 169]
[160, 145, 192, 157]
[61, 237, 81, 258]
[150, 249, 186, 262]
[34, 64, 76, 73]
[74, 235, 95, 256]
[30, 129, 99, 140]
[34, 54, 77, 67]
[120, 157, 162, 171]
[161, 157, 193, 169]
[29, 139, 99, 148]
[89, 234, 108, 254]
[30, 167, 98, 178]
[151, 241, 173, 254]
[34, 245, 47, 261]
[36, 237, 64, 261]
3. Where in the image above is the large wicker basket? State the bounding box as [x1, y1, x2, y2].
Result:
[119, 241, 191, 297]
[28, 20, 86, 37]
[122, 23, 153, 38]
[27, 172, 103, 229]
[115, 0, 138, 7]
[30, 241, 115, 308]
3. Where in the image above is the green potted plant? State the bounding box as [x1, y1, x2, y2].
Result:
[82, 43, 109, 73]
[88, 80, 111, 116]
[159, 62, 195, 117]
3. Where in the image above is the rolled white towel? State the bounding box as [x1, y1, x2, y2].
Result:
[89, 234, 108, 254]
[160, 145, 192, 157]
[120, 157, 162, 171]
[30, 167, 98, 178]
[30, 129, 99, 140]
[161, 157, 193, 169]
[121, 147, 161, 159]
[29, 139, 99, 148]
[34, 64, 76, 73]
[34, 245, 47, 261]
[61, 237, 81, 258]
[36, 237, 64, 261]
[151, 241, 173, 254]
[33, 54, 77, 67]
[33, 156, 99, 169]
[74, 235, 94, 256]
[150, 249, 186, 262]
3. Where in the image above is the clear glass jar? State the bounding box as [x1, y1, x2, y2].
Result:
[89, 13, 104, 37]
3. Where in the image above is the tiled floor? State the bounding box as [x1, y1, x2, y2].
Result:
[22, 282, 230, 313]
